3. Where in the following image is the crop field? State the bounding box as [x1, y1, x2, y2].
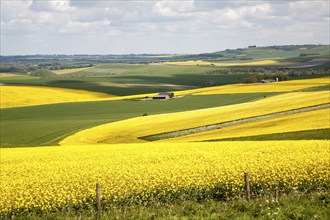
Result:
[0, 64, 251, 96]
[0, 73, 23, 78]
[180, 76, 330, 95]
[1, 141, 329, 217]
[1, 92, 275, 147]
[52, 67, 95, 75]
[0, 74, 34, 80]
[60, 91, 330, 145]
[165, 59, 294, 66]
[165, 108, 330, 142]
[0, 86, 115, 108]
[1, 49, 330, 219]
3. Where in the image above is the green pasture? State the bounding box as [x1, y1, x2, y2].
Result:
[0, 93, 278, 147]
[0, 74, 248, 96]
[0, 64, 249, 95]
[215, 45, 330, 61]
[1, 62, 328, 96]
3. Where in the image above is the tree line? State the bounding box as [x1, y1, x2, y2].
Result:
[204, 67, 329, 83]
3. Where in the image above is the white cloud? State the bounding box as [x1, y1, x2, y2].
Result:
[153, 0, 195, 17]
[59, 19, 111, 33]
[225, 9, 241, 21]
[29, 0, 73, 12]
[288, 0, 329, 21]
[1, 0, 329, 55]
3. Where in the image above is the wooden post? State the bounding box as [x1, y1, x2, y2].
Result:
[244, 172, 251, 201]
[275, 187, 279, 201]
[96, 183, 101, 219]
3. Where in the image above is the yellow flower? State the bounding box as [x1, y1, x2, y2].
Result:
[1, 141, 329, 213]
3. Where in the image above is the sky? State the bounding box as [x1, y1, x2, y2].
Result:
[1, 0, 329, 55]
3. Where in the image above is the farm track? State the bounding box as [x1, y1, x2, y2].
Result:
[141, 103, 330, 141]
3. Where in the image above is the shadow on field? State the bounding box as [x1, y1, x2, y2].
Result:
[2, 74, 248, 96]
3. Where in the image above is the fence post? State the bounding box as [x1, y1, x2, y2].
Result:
[244, 172, 251, 201]
[275, 187, 279, 201]
[96, 183, 101, 219]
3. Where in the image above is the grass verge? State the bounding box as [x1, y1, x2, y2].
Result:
[5, 191, 329, 220]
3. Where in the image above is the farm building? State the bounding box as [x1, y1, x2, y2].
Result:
[153, 92, 174, 100]
[260, 79, 276, 83]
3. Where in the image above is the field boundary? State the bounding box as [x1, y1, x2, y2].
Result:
[140, 103, 330, 141]
[205, 128, 330, 141]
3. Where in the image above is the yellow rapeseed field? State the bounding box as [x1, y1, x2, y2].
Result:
[53, 67, 94, 75]
[165, 60, 293, 67]
[165, 108, 330, 142]
[0, 73, 22, 78]
[1, 77, 328, 108]
[175, 77, 330, 95]
[60, 91, 330, 145]
[0, 86, 115, 108]
[1, 141, 329, 214]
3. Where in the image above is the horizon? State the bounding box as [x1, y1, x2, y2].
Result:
[1, 0, 330, 55]
[1, 43, 329, 57]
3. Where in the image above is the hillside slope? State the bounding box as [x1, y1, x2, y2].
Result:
[60, 91, 329, 145]
[163, 108, 330, 142]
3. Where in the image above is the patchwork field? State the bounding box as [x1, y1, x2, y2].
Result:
[60, 90, 330, 145]
[1, 64, 235, 96]
[1, 77, 328, 109]
[1, 93, 275, 147]
[1, 54, 329, 219]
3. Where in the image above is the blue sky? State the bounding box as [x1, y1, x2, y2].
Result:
[1, 0, 329, 55]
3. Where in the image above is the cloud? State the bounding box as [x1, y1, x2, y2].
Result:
[29, 0, 73, 12]
[1, 0, 329, 55]
[153, 1, 195, 16]
[59, 19, 111, 33]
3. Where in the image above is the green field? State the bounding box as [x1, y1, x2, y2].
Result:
[1, 45, 330, 220]
[0, 93, 279, 147]
[1, 64, 328, 96]
[214, 45, 330, 61]
[1, 64, 250, 95]
[2, 45, 329, 96]
[1, 46, 329, 147]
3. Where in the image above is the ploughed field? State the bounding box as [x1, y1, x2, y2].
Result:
[0, 64, 329, 217]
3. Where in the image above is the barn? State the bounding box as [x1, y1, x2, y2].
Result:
[260, 79, 276, 83]
[153, 92, 174, 100]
